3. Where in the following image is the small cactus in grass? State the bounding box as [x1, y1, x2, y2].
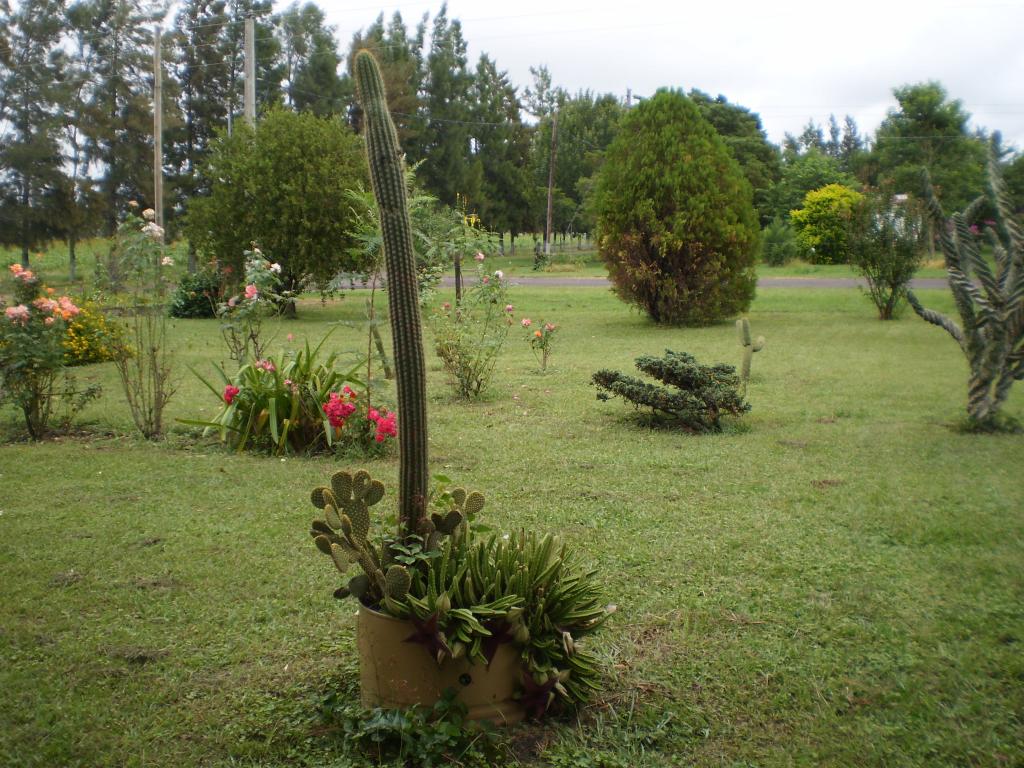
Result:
[736, 317, 765, 391]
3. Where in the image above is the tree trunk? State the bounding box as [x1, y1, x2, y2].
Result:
[69, 233, 78, 281]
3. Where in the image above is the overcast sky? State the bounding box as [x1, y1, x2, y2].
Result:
[317, 0, 1024, 151]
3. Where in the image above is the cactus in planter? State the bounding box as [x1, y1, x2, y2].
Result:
[736, 317, 764, 391]
[353, 50, 429, 534]
[907, 147, 1024, 429]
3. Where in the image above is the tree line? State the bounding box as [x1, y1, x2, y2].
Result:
[2, 0, 1022, 275]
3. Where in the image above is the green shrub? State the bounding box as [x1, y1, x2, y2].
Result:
[185, 109, 370, 294]
[594, 89, 759, 325]
[168, 267, 222, 319]
[790, 183, 863, 264]
[760, 217, 799, 266]
[188, 335, 393, 457]
[847, 191, 926, 319]
[593, 349, 750, 432]
[429, 265, 512, 398]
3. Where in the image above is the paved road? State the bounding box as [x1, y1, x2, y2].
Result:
[440, 276, 950, 289]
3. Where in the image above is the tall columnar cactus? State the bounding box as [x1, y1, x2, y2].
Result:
[736, 317, 765, 391]
[907, 148, 1024, 427]
[353, 51, 429, 530]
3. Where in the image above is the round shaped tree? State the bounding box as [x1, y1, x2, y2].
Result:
[595, 90, 759, 325]
[186, 109, 369, 295]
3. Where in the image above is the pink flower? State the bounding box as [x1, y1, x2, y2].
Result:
[342, 385, 357, 398]
[33, 297, 58, 314]
[482, 276, 490, 284]
[255, 359, 276, 372]
[4, 305, 30, 325]
[323, 392, 357, 428]
[505, 304, 514, 313]
[223, 385, 240, 405]
[374, 410, 397, 442]
[287, 333, 295, 342]
[44, 316, 55, 326]
[544, 323, 556, 332]
[368, 408, 380, 421]
[9, 264, 23, 275]
[442, 302, 451, 311]
[521, 318, 532, 328]
[474, 252, 485, 262]
[244, 284, 258, 300]
[227, 296, 237, 308]
[57, 296, 80, 319]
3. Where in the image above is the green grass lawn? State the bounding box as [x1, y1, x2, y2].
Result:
[2, 283, 1022, 766]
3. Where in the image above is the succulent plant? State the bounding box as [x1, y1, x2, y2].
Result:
[907, 147, 1024, 427]
[736, 317, 765, 391]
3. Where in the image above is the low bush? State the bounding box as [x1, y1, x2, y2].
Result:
[430, 265, 512, 398]
[189, 335, 395, 457]
[168, 267, 223, 319]
[63, 301, 125, 365]
[593, 349, 750, 432]
[760, 217, 800, 266]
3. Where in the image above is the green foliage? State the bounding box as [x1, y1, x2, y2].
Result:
[168, 266, 222, 319]
[689, 89, 782, 225]
[874, 82, 986, 214]
[847, 191, 927, 319]
[320, 688, 502, 767]
[593, 350, 750, 432]
[736, 318, 765, 391]
[907, 148, 1024, 427]
[185, 109, 369, 292]
[216, 249, 294, 365]
[595, 89, 759, 326]
[759, 217, 800, 266]
[766, 149, 858, 222]
[790, 184, 864, 264]
[430, 267, 512, 398]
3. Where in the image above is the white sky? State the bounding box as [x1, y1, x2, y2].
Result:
[317, 0, 1024, 151]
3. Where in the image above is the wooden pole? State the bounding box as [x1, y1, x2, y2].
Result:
[544, 110, 558, 256]
[153, 25, 164, 234]
[244, 14, 256, 125]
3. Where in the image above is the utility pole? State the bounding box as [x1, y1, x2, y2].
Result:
[626, 88, 632, 108]
[153, 24, 164, 234]
[244, 13, 256, 125]
[544, 109, 558, 256]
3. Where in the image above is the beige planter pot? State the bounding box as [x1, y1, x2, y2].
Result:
[357, 604, 525, 725]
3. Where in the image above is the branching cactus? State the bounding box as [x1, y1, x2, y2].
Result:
[353, 51, 429, 531]
[736, 317, 765, 391]
[907, 148, 1024, 427]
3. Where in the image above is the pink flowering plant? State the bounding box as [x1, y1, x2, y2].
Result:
[1, 265, 100, 438]
[187, 332, 397, 457]
[521, 318, 559, 372]
[429, 263, 513, 398]
[217, 247, 294, 365]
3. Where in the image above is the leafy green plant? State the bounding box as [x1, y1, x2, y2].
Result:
[593, 350, 750, 432]
[594, 89, 759, 325]
[168, 264, 222, 319]
[320, 687, 502, 767]
[790, 183, 864, 264]
[430, 265, 513, 398]
[847, 190, 927, 320]
[907, 149, 1024, 429]
[760, 217, 799, 266]
[187, 335, 390, 456]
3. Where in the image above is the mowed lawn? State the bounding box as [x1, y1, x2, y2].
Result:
[1, 284, 1022, 767]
